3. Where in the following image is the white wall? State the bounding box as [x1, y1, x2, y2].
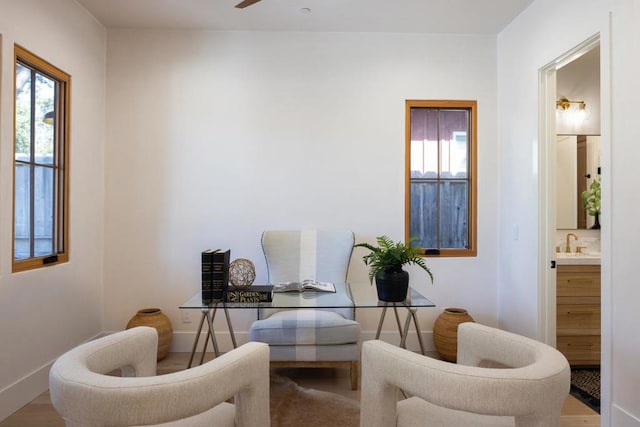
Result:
[0, 0, 106, 419]
[498, 0, 640, 424]
[104, 30, 500, 350]
[496, 0, 606, 339]
[608, 1, 640, 424]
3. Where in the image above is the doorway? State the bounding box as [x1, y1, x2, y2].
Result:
[539, 34, 602, 414]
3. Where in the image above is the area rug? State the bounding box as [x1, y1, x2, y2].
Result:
[570, 368, 600, 414]
[270, 375, 360, 427]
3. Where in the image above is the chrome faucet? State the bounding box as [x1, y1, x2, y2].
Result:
[565, 233, 578, 253]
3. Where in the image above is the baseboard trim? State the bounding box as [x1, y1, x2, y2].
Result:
[612, 404, 640, 427]
[0, 332, 105, 423]
[0, 360, 52, 422]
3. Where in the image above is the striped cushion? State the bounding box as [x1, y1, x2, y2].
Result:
[249, 309, 360, 346]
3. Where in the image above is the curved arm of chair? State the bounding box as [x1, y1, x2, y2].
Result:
[457, 322, 550, 369]
[360, 339, 569, 427]
[50, 327, 270, 427]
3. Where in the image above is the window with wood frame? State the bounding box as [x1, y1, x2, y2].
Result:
[13, 45, 70, 272]
[405, 100, 477, 257]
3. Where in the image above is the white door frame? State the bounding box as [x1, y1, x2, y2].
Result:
[537, 34, 600, 346]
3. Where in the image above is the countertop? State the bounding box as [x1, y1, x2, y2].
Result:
[556, 252, 601, 265]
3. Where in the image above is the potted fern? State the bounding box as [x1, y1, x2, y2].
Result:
[354, 236, 433, 302]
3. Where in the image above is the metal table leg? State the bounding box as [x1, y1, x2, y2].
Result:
[392, 304, 404, 341]
[399, 308, 413, 349]
[376, 302, 425, 355]
[187, 302, 238, 369]
[375, 303, 389, 339]
[205, 307, 221, 358]
[411, 308, 426, 355]
[223, 304, 237, 349]
[187, 310, 207, 368]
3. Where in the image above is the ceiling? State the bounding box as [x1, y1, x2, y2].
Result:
[74, 0, 533, 34]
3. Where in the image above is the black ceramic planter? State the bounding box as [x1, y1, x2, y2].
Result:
[375, 269, 409, 302]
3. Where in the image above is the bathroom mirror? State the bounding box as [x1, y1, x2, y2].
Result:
[556, 135, 600, 229]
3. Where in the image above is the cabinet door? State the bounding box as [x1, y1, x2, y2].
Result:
[557, 300, 600, 334]
[556, 265, 601, 366]
[556, 265, 600, 297]
[557, 335, 600, 365]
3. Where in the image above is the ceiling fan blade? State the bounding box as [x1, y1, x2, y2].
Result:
[235, 0, 262, 8]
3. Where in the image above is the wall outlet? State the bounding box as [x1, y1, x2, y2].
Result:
[182, 310, 193, 323]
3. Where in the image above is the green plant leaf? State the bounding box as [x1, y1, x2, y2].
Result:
[354, 235, 433, 285]
[581, 178, 601, 216]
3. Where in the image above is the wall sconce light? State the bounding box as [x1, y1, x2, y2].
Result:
[556, 97, 589, 126]
[556, 97, 586, 111]
[43, 110, 55, 125]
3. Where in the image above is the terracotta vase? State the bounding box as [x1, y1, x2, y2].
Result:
[126, 308, 173, 361]
[433, 307, 475, 362]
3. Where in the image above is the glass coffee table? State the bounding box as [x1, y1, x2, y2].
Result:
[180, 283, 435, 367]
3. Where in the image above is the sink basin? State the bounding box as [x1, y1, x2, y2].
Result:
[556, 252, 601, 265]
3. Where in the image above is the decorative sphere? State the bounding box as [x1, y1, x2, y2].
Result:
[229, 258, 256, 289]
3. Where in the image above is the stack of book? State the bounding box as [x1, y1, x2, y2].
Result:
[224, 285, 274, 303]
[201, 249, 230, 302]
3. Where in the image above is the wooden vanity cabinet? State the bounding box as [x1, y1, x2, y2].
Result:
[556, 264, 601, 366]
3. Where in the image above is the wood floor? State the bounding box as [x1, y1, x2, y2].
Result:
[0, 352, 600, 427]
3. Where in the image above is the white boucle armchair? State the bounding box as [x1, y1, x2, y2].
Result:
[360, 322, 570, 427]
[49, 326, 270, 427]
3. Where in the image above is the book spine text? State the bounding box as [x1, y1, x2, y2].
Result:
[201, 249, 217, 303]
[212, 249, 231, 301]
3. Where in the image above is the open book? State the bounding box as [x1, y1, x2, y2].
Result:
[272, 280, 336, 293]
